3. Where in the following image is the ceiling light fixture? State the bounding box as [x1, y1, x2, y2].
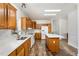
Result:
[44, 14, 56, 16]
[44, 9, 61, 12]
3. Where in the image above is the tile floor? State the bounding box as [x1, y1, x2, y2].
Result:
[29, 39, 77, 56]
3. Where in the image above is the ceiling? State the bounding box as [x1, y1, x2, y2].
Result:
[14, 3, 77, 20]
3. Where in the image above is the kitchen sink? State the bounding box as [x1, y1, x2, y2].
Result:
[28, 33, 33, 35]
[17, 37, 27, 40]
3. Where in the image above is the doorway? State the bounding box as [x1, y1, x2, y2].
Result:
[41, 26, 48, 39]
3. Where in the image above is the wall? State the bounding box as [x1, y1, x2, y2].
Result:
[68, 9, 78, 49]
[58, 15, 68, 39]
[11, 3, 26, 31]
[77, 4, 79, 56]
[59, 16, 68, 34]
[51, 18, 59, 34]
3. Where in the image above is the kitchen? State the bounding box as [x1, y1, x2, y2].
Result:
[0, 3, 78, 56]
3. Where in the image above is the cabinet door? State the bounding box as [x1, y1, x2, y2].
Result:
[8, 4, 16, 30]
[16, 44, 24, 56]
[26, 18, 31, 28]
[23, 40, 29, 56]
[32, 21, 34, 29]
[17, 48, 24, 56]
[48, 24, 51, 33]
[21, 17, 27, 30]
[28, 20, 31, 28]
[28, 18, 32, 28]
[34, 21, 36, 29]
[9, 50, 16, 56]
[32, 21, 36, 29]
[0, 3, 7, 29]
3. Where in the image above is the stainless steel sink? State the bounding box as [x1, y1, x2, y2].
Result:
[28, 33, 33, 35]
[17, 37, 27, 40]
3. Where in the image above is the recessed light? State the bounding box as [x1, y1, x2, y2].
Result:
[44, 9, 61, 12]
[44, 14, 56, 16]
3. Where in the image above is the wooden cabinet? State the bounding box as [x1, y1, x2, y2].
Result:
[9, 50, 16, 56]
[9, 38, 31, 56]
[17, 48, 24, 56]
[16, 46, 24, 56]
[23, 38, 31, 56]
[16, 44, 24, 54]
[48, 24, 51, 33]
[32, 21, 36, 29]
[0, 3, 7, 29]
[21, 16, 33, 30]
[21, 17, 27, 30]
[23, 40, 28, 56]
[46, 37, 60, 54]
[26, 17, 32, 28]
[0, 3, 16, 30]
[28, 18, 32, 28]
[35, 32, 41, 40]
[8, 4, 16, 30]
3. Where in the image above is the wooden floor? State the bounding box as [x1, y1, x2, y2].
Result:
[29, 39, 77, 56]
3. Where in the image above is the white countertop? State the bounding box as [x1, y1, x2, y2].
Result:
[46, 34, 64, 39]
[0, 34, 32, 56]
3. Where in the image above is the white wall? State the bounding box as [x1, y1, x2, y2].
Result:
[77, 4, 79, 56]
[11, 3, 27, 31]
[51, 17, 60, 34]
[59, 16, 68, 34]
[68, 9, 78, 49]
[58, 15, 68, 39]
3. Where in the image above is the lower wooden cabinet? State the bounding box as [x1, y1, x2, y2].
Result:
[9, 38, 31, 56]
[17, 48, 24, 56]
[9, 50, 16, 56]
[46, 37, 60, 54]
[24, 38, 31, 56]
[35, 32, 41, 40]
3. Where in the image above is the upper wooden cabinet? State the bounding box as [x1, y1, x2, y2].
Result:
[0, 3, 7, 29]
[0, 3, 16, 30]
[8, 4, 16, 30]
[21, 16, 34, 30]
[21, 17, 27, 30]
[32, 21, 36, 29]
[26, 17, 32, 28]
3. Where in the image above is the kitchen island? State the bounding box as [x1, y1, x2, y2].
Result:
[46, 34, 61, 55]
